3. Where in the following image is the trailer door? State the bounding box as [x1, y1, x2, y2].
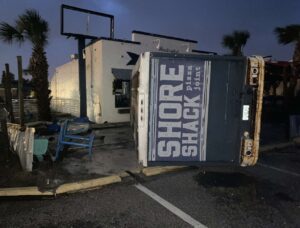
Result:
[144, 53, 264, 167]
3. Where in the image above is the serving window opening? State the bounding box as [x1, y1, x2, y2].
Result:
[113, 79, 130, 108]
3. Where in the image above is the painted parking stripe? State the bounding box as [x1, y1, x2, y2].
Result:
[257, 163, 300, 177]
[135, 183, 207, 228]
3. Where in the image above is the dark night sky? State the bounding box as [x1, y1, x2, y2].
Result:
[0, 0, 299, 79]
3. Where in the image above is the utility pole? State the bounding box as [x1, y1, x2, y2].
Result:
[4, 64, 14, 123]
[17, 56, 24, 127]
[77, 37, 87, 118]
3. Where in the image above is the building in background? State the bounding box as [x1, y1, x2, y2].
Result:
[50, 31, 208, 123]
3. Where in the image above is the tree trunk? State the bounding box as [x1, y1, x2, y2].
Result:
[17, 56, 25, 127]
[292, 40, 300, 78]
[232, 46, 243, 56]
[29, 45, 52, 121]
[4, 64, 15, 122]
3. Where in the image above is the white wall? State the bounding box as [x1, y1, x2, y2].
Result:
[50, 59, 80, 116]
[85, 40, 143, 123]
[85, 41, 102, 123]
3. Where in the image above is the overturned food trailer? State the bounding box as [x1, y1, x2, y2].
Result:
[131, 52, 264, 167]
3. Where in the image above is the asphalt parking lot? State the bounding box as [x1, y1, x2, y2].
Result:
[0, 145, 299, 228]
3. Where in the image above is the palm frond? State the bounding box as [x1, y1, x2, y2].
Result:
[232, 30, 250, 46]
[222, 35, 235, 49]
[274, 25, 300, 45]
[0, 22, 24, 44]
[16, 9, 49, 46]
[222, 30, 250, 55]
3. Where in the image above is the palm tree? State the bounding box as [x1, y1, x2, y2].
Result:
[275, 25, 300, 115]
[222, 30, 250, 56]
[274, 25, 300, 78]
[0, 9, 51, 121]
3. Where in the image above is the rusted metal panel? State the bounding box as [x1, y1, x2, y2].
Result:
[241, 56, 265, 166]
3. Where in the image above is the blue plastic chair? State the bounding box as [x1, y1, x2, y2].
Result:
[55, 120, 95, 161]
